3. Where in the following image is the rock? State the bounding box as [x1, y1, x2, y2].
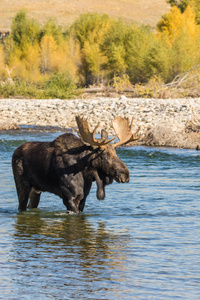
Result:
[0, 122, 19, 131]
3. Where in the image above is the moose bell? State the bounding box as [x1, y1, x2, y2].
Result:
[12, 116, 140, 214]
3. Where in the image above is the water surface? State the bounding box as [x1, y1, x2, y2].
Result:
[0, 130, 200, 299]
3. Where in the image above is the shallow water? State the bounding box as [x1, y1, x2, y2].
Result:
[0, 130, 200, 299]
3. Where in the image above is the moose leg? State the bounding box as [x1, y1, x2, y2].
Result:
[12, 158, 31, 211]
[16, 182, 31, 211]
[79, 181, 92, 212]
[79, 197, 86, 212]
[28, 187, 41, 209]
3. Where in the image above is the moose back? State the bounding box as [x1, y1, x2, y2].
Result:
[12, 116, 140, 214]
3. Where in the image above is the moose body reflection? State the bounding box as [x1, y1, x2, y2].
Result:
[12, 117, 139, 214]
[13, 212, 127, 285]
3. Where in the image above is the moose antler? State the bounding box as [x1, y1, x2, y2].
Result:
[76, 116, 140, 148]
[76, 116, 116, 147]
[112, 116, 140, 148]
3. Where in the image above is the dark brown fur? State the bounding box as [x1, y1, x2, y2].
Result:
[12, 133, 129, 214]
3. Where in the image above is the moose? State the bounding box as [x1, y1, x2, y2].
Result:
[12, 116, 140, 214]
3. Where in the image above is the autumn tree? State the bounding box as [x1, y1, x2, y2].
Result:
[157, 5, 200, 81]
[41, 19, 64, 45]
[5, 10, 41, 82]
[0, 45, 6, 79]
[68, 13, 111, 85]
[40, 35, 57, 73]
[11, 10, 41, 57]
[101, 19, 128, 77]
[101, 20, 158, 83]
[168, 0, 200, 23]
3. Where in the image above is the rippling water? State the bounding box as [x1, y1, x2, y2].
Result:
[0, 130, 200, 299]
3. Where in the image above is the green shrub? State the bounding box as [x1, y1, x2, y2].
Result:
[43, 73, 78, 98]
[0, 74, 78, 99]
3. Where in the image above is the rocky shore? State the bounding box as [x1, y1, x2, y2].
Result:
[1, 97, 200, 149]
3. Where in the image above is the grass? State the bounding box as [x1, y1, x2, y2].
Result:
[0, 0, 170, 31]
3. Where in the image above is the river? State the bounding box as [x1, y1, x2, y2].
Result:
[0, 130, 200, 299]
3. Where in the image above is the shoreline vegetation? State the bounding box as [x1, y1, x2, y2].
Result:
[1, 4, 200, 98]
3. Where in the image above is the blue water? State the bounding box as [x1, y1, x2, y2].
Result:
[0, 130, 200, 299]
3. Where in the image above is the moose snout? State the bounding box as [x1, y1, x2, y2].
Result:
[120, 173, 129, 183]
[115, 169, 129, 183]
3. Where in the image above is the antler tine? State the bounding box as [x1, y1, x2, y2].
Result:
[76, 116, 99, 146]
[76, 116, 116, 147]
[112, 116, 140, 148]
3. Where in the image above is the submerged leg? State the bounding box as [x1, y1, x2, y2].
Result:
[28, 187, 41, 209]
[17, 184, 31, 211]
[79, 197, 86, 212]
[13, 172, 30, 210]
[79, 181, 92, 211]
[12, 157, 30, 211]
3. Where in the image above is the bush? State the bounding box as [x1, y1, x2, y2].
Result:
[0, 81, 40, 98]
[0, 74, 78, 99]
[43, 73, 77, 98]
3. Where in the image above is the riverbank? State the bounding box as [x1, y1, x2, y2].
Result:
[1, 97, 200, 149]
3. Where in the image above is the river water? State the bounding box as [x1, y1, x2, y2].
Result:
[0, 130, 200, 300]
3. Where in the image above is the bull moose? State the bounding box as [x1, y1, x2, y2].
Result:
[12, 116, 140, 214]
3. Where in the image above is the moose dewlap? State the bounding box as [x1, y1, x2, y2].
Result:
[12, 116, 140, 214]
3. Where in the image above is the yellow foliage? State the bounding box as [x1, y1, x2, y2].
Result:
[40, 35, 57, 73]
[0, 45, 6, 79]
[8, 44, 43, 83]
[40, 35, 81, 82]
[23, 45, 40, 75]
[134, 75, 164, 98]
[157, 5, 198, 43]
[82, 40, 105, 77]
[183, 5, 197, 38]
[156, 4, 200, 80]
[3, 10, 200, 90]
[67, 35, 81, 79]
[158, 6, 183, 40]
[113, 74, 132, 92]
[82, 29, 107, 77]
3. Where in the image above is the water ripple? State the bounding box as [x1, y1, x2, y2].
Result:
[0, 132, 200, 299]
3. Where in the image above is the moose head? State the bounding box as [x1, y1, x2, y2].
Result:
[76, 116, 140, 200]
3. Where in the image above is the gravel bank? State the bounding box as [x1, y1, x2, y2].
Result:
[1, 97, 200, 148]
